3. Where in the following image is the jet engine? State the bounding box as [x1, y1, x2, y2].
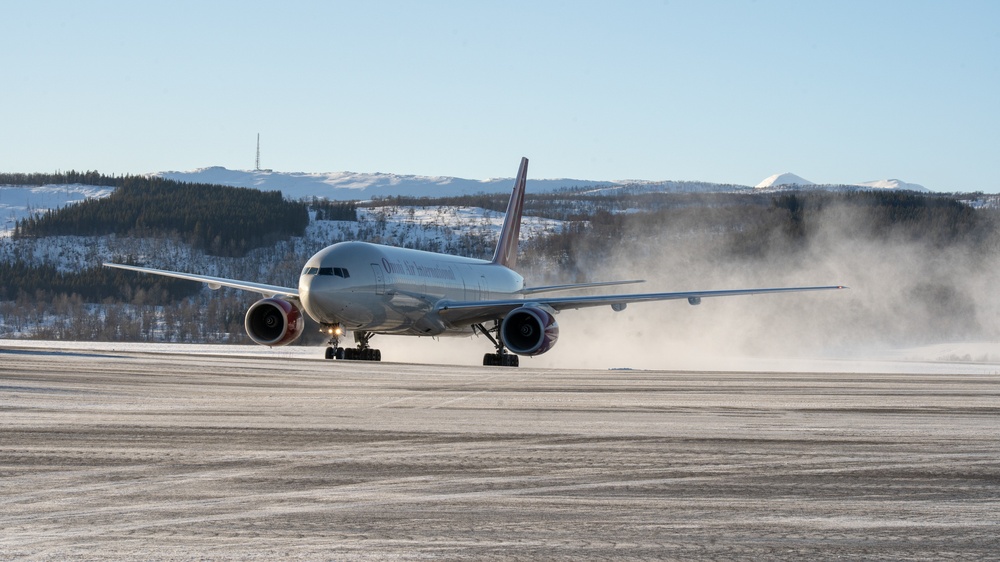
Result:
[245, 297, 305, 347]
[500, 306, 559, 356]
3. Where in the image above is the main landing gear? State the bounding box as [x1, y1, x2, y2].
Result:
[323, 324, 382, 362]
[474, 320, 520, 367]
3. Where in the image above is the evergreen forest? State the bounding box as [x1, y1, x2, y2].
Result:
[11, 173, 309, 257]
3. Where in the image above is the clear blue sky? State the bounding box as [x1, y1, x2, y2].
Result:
[3, 0, 998, 192]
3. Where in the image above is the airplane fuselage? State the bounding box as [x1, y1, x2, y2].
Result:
[299, 241, 524, 336]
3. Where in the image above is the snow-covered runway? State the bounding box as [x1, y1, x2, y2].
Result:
[2, 342, 999, 560]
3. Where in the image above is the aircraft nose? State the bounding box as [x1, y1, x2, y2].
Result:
[299, 274, 339, 323]
[299, 274, 322, 315]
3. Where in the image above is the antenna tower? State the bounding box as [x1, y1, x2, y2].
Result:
[255, 133, 261, 171]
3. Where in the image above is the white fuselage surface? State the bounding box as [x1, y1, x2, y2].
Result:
[299, 241, 523, 336]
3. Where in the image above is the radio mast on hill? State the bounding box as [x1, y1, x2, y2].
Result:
[253, 134, 272, 172]
[255, 133, 262, 171]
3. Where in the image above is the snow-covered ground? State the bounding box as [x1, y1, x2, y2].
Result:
[4, 346, 997, 559]
[0, 202, 565, 277]
[356, 205, 564, 246]
[3, 339, 997, 375]
[0, 184, 113, 235]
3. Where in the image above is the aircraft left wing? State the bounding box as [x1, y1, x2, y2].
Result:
[520, 279, 645, 295]
[103, 263, 299, 299]
[436, 285, 847, 327]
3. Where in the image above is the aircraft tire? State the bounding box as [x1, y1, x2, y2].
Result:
[325, 347, 334, 360]
[483, 353, 519, 367]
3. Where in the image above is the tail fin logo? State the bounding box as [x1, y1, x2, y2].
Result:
[491, 157, 528, 268]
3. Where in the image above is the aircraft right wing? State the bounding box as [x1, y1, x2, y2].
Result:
[103, 263, 299, 299]
[436, 285, 848, 327]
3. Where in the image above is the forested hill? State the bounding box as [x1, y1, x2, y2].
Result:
[0, 170, 119, 187]
[11, 174, 309, 257]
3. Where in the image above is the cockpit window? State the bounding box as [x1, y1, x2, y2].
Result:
[311, 266, 350, 277]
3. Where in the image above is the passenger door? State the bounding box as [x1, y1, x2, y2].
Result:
[370, 263, 385, 295]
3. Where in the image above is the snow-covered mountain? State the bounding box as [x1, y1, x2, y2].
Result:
[856, 179, 929, 192]
[755, 173, 931, 193]
[157, 166, 618, 201]
[164, 167, 943, 198]
[755, 173, 816, 189]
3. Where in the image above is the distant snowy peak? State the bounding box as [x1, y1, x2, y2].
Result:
[856, 179, 929, 192]
[755, 173, 816, 189]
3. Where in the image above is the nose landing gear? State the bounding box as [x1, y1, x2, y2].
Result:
[322, 324, 381, 362]
[323, 324, 343, 360]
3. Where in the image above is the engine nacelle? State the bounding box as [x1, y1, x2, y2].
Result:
[500, 306, 559, 356]
[245, 297, 305, 347]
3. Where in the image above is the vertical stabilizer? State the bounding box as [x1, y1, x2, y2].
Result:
[491, 157, 528, 268]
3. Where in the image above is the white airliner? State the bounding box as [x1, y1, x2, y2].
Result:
[105, 158, 846, 366]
